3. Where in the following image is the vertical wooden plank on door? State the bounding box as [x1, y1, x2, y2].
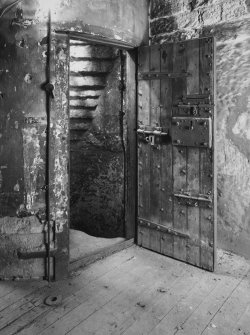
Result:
[125, 50, 137, 239]
[186, 39, 200, 266]
[172, 42, 187, 262]
[187, 148, 200, 266]
[187, 39, 199, 95]
[149, 45, 161, 253]
[138, 47, 150, 248]
[50, 33, 70, 279]
[199, 38, 214, 271]
[160, 43, 173, 257]
[138, 47, 150, 127]
[200, 149, 213, 270]
[173, 147, 187, 262]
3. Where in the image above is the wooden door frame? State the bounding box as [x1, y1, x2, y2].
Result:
[53, 30, 138, 276]
[124, 49, 137, 240]
[66, 32, 138, 241]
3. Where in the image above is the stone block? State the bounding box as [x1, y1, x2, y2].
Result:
[150, 0, 249, 39]
[151, 16, 178, 36]
[150, 0, 189, 19]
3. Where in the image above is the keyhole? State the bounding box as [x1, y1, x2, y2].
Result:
[149, 135, 155, 146]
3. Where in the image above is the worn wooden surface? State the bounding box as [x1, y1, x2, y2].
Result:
[50, 33, 70, 280]
[125, 50, 137, 239]
[137, 38, 216, 271]
[0, 245, 249, 335]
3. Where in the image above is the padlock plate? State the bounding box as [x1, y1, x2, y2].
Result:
[172, 117, 212, 148]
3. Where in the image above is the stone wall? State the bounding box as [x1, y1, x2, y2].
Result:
[150, 0, 250, 258]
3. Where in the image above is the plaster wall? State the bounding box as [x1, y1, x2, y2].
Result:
[150, 0, 250, 259]
[40, 0, 148, 46]
[0, 0, 48, 279]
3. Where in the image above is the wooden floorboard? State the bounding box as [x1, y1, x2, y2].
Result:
[0, 246, 249, 335]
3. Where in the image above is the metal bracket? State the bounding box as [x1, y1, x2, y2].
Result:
[174, 193, 212, 208]
[18, 246, 57, 259]
[138, 218, 213, 251]
[138, 218, 189, 239]
[138, 71, 191, 80]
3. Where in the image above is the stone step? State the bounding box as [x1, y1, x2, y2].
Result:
[70, 108, 97, 119]
[70, 45, 117, 59]
[70, 98, 98, 108]
[69, 90, 102, 98]
[70, 85, 105, 91]
[70, 75, 106, 87]
[70, 119, 93, 131]
[70, 60, 113, 73]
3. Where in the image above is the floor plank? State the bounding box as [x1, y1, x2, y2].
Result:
[0, 248, 136, 334]
[201, 272, 250, 335]
[232, 303, 250, 335]
[67, 256, 184, 334]
[39, 259, 156, 335]
[174, 276, 241, 335]
[0, 246, 249, 335]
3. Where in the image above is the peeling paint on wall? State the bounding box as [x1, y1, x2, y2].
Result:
[22, 126, 46, 212]
[232, 112, 250, 140]
[0, 0, 48, 278]
[0, 0, 146, 279]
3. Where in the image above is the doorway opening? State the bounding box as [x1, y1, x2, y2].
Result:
[67, 37, 134, 268]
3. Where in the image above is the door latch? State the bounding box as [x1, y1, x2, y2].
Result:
[145, 135, 155, 146]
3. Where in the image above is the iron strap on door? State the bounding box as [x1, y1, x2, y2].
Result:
[137, 38, 216, 271]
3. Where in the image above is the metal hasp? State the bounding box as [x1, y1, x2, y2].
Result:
[137, 127, 169, 146]
[172, 117, 212, 148]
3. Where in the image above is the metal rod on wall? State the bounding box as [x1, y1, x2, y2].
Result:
[148, 0, 152, 46]
[45, 8, 52, 282]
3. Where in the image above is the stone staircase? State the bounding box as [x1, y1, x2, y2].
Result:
[69, 40, 118, 141]
[69, 40, 124, 237]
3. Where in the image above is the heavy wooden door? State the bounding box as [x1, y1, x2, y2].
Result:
[137, 38, 216, 271]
